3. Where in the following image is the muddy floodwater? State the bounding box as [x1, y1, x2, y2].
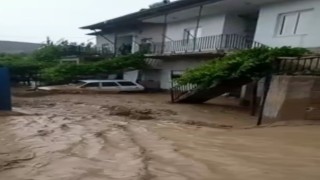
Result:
[0, 90, 320, 180]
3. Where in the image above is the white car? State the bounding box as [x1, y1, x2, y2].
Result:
[39, 80, 145, 92]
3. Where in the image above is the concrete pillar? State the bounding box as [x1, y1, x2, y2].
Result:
[263, 75, 320, 122]
[240, 83, 253, 106]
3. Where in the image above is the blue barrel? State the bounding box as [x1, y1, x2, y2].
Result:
[0, 67, 12, 111]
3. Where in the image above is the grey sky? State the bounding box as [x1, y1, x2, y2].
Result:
[0, 0, 165, 44]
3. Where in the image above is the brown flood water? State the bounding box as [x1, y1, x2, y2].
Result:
[0, 91, 320, 180]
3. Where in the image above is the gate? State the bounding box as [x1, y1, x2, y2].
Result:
[0, 67, 12, 111]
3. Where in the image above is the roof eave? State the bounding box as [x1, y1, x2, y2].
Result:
[80, 0, 222, 30]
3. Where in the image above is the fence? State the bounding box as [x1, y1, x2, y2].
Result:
[61, 46, 114, 57]
[149, 34, 265, 55]
[275, 56, 320, 75]
[171, 83, 198, 103]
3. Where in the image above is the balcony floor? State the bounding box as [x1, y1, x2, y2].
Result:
[145, 51, 225, 60]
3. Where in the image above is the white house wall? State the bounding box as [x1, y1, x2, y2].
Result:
[166, 14, 226, 41]
[223, 14, 247, 36]
[137, 24, 164, 43]
[96, 34, 115, 48]
[254, 0, 320, 48]
[158, 59, 209, 89]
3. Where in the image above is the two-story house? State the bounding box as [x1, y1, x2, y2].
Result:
[81, 0, 320, 90]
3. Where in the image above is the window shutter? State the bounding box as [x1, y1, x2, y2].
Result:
[296, 10, 313, 35]
[280, 13, 299, 35]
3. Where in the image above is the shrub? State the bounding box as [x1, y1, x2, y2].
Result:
[41, 53, 148, 84]
[178, 46, 310, 88]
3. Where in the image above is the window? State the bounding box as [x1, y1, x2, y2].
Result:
[84, 82, 100, 87]
[183, 28, 202, 43]
[102, 82, 119, 87]
[277, 10, 313, 36]
[118, 81, 136, 86]
[171, 71, 184, 80]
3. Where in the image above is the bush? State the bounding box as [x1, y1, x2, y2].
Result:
[41, 53, 148, 84]
[178, 46, 310, 88]
[0, 55, 54, 83]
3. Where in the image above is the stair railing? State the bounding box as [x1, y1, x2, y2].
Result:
[275, 56, 320, 75]
[171, 83, 198, 103]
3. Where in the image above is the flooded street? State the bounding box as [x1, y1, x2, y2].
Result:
[0, 91, 320, 180]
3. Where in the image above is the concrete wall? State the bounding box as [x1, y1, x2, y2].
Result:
[139, 59, 208, 90]
[123, 70, 139, 82]
[166, 14, 226, 41]
[254, 0, 320, 48]
[263, 76, 320, 121]
[157, 59, 209, 89]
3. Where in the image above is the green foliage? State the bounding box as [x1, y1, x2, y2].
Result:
[178, 47, 310, 88]
[32, 45, 62, 62]
[31, 38, 96, 62]
[41, 53, 148, 84]
[0, 47, 147, 85]
[0, 55, 54, 82]
[0, 36, 148, 85]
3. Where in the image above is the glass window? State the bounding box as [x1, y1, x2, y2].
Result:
[84, 82, 100, 87]
[102, 82, 119, 87]
[277, 10, 313, 36]
[118, 81, 136, 86]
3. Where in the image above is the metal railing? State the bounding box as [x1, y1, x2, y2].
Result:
[61, 46, 114, 57]
[171, 56, 320, 103]
[171, 83, 198, 103]
[149, 34, 265, 55]
[275, 56, 320, 75]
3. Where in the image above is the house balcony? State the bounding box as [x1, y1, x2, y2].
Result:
[143, 34, 264, 59]
[61, 46, 114, 58]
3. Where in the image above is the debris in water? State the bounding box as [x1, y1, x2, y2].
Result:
[109, 106, 131, 116]
[94, 131, 104, 137]
[60, 124, 70, 130]
[37, 130, 52, 136]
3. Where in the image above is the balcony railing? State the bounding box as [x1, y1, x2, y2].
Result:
[146, 34, 264, 55]
[61, 46, 114, 57]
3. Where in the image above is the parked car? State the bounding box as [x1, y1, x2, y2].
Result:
[38, 80, 145, 92]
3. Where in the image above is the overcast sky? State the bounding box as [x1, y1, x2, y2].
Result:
[0, 0, 166, 44]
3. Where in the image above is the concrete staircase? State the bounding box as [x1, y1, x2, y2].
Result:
[171, 78, 252, 103]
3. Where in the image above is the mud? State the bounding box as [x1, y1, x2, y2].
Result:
[0, 90, 319, 180]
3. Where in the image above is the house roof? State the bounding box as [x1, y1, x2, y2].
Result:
[80, 0, 222, 30]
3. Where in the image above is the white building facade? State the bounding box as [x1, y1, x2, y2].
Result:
[254, 0, 320, 49]
[82, 0, 320, 90]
